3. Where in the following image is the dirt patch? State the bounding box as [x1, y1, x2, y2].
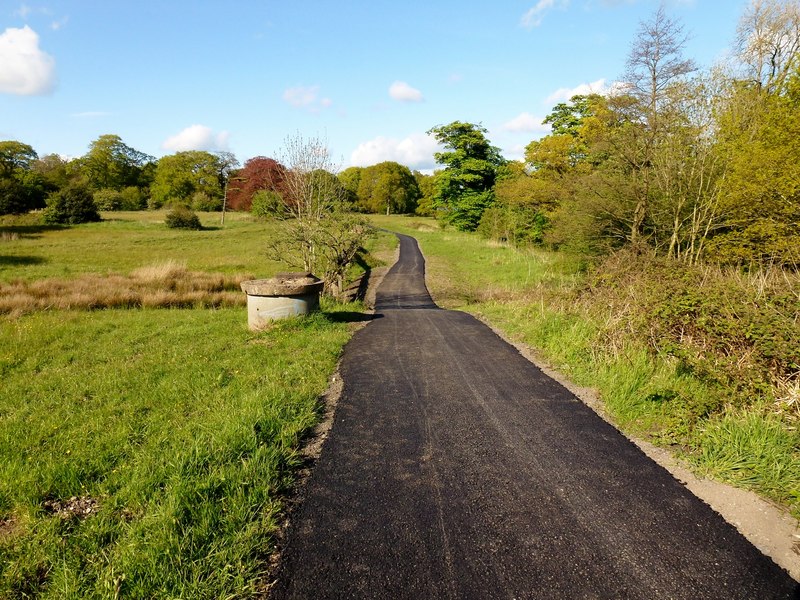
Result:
[43, 496, 99, 520]
[0, 515, 19, 539]
[477, 316, 800, 582]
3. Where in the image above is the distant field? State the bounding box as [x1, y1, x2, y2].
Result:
[0, 211, 285, 283]
[0, 212, 393, 598]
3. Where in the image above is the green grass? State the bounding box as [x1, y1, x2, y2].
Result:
[0, 304, 363, 598]
[0, 211, 394, 597]
[374, 215, 800, 518]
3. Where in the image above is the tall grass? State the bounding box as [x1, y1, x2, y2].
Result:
[0, 260, 250, 316]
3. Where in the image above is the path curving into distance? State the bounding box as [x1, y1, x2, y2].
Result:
[269, 233, 798, 599]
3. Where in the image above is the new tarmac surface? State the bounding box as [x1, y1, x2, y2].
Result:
[269, 234, 798, 599]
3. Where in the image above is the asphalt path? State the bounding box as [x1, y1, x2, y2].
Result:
[269, 233, 798, 599]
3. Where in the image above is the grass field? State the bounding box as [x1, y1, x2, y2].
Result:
[0, 211, 393, 598]
[373, 214, 800, 519]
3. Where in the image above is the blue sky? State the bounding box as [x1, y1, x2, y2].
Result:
[1, 0, 748, 171]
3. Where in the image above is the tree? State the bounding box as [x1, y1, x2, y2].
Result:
[353, 161, 420, 214]
[338, 167, 363, 207]
[735, 0, 800, 94]
[0, 141, 38, 177]
[80, 134, 154, 191]
[427, 121, 505, 230]
[227, 156, 286, 211]
[0, 141, 46, 214]
[268, 134, 372, 297]
[623, 5, 697, 244]
[413, 171, 436, 216]
[150, 151, 225, 209]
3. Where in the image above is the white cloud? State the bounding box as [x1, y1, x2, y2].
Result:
[545, 78, 621, 103]
[282, 85, 332, 112]
[283, 85, 319, 107]
[388, 81, 424, 102]
[502, 112, 549, 133]
[0, 26, 56, 95]
[162, 124, 230, 152]
[14, 4, 32, 19]
[350, 132, 440, 170]
[521, 0, 568, 29]
[51, 16, 69, 31]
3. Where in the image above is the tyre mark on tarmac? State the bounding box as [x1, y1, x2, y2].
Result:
[269, 234, 798, 599]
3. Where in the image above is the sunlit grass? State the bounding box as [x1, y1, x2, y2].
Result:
[0, 212, 394, 597]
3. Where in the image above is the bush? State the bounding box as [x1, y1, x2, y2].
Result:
[191, 191, 222, 212]
[250, 190, 283, 219]
[93, 188, 124, 211]
[165, 206, 202, 230]
[120, 186, 147, 210]
[42, 184, 101, 224]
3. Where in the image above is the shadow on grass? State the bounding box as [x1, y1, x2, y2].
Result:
[0, 225, 67, 239]
[0, 255, 47, 267]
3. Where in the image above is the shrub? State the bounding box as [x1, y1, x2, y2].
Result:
[93, 188, 124, 211]
[191, 191, 222, 212]
[120, 186, 147, 210]
[250, 190, 283, 219]
[42, 184, 101, 224]
[165, 206, 202, 230]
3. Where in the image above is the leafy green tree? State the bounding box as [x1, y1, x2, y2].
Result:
[427, 121, 505, 230]
[81, 134, 154, 191]
[0, 141, 46, 214]
[338, 166, 363, 207]
[150, 151, 225, 209]
[708, 72, 800, 266]
[354, 161, 420, 214]
[413, 171, 436, 217]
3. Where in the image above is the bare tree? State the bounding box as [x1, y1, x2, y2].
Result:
[621, 5, 697, 244]
[736, 0, 800, 93]
[267, 133, 371, 297]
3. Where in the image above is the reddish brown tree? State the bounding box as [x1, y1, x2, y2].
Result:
[226, 156, 287, 211]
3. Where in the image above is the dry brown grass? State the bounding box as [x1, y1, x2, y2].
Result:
[0, 231, 20, 242]
[0, 261, 253, 316]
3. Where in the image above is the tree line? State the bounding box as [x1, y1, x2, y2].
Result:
[0, 133, 435, 224]
[432, 0, 800, 269]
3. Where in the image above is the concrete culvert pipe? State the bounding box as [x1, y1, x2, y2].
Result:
[240, 272, 324, 329]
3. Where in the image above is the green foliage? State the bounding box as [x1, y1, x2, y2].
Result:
[80, 134, 154, 192]
[708, 75, 800, 267]
[93, 188, 124, 211]
[428, 121, 505, 231]
[477, 203, 549, 246]
[350, 161, 420, 214]
[0, 141, 46, 215]
[42, 184, 101, 225]
[250, 190, 283, 219]
[190, 191, 222, 212]
[413, 171, 436, 217]
[164, 206, 202, 230]
[150, 151, 224, 209]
